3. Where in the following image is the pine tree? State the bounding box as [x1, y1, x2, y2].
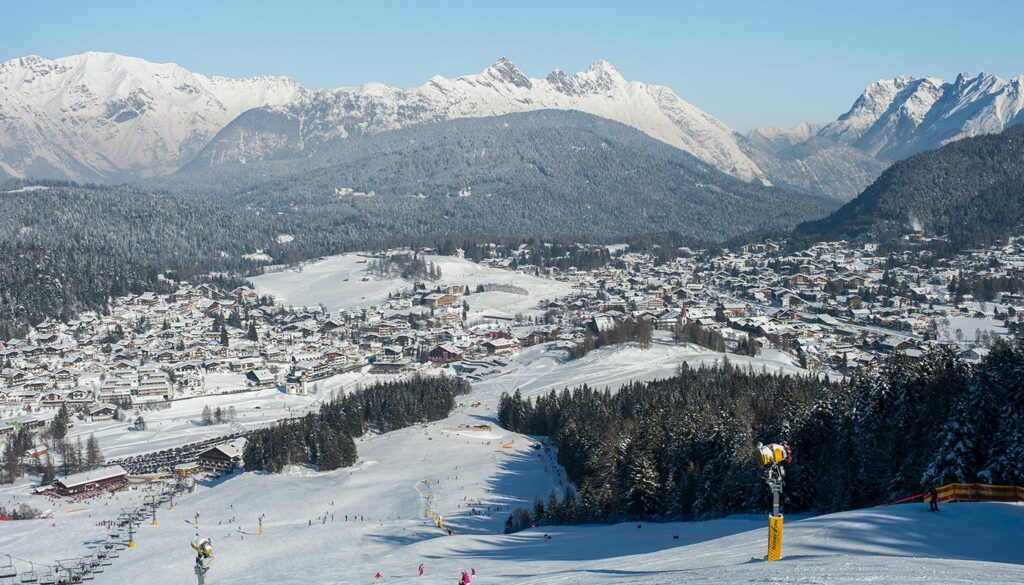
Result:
[638, 321, 654, 350]
[86, 434, 104, 470]
[51, 404, 70, 440]
[247, 321, 259, 341]
[622, 451, 660, 517]
[41, 455, 56, 485]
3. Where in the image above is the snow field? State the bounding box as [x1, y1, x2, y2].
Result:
[251, 253, 574, 317]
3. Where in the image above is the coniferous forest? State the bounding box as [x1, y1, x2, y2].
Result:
[243, 376, 470, 473]
[498, 341, 1024, 531]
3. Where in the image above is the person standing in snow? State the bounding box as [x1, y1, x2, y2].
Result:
[418, 563, 425, 576]
[460, 570, 471, 584]
[928, 486, 940, 512]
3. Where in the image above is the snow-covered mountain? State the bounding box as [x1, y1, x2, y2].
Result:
[819, 72, 1024, 161]
[5, 52, 1023, 201]
[0, 52, 305, 181]
[746, 121, 822, 154]
[191, 57, 768, 183]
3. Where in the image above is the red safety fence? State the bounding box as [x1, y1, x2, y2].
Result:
[932, 483, 1024, 503]
[875, 483, 1024, 508]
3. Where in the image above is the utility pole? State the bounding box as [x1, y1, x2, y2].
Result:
[258, 514, 264, 536]
[145, 495, 158, 526]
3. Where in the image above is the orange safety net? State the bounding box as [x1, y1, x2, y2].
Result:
[927, 483, 1024, 503]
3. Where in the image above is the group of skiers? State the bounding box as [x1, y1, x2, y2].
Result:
[373, 566, 476, 582]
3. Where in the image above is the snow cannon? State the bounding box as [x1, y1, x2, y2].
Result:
[756, 442, 791, 467]
[191, 536, 213, 558]
[755, 441, 790, 562]
[192, 536, 214, 585]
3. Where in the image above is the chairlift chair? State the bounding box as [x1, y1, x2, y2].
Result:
[0, 556, 17, 579]
[20, 562, 38, 583]
[37, 569, 54, 585]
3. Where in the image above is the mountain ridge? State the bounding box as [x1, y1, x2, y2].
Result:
[3, 52, 1023, 204]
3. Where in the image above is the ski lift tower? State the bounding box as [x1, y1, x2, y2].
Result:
[120, 508, 139, 549]
[144, 495, 159, 526]
[756, 442, 791, 562]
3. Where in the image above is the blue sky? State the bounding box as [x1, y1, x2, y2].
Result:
[3, 0, 1022, 131]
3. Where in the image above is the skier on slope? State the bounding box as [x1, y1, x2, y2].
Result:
[418, 563, 425, 576]
[928, 486, 940, 512]
[460, 569, 471, 584]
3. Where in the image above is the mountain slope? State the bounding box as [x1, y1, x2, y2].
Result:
[739, 134, 888, 201]
[796, 124, 1024, 245]
[819, 72, 1024, 161]
[0, 52, 305, 181]
[188, 57, 769, 183]
[174, 110, 836, 243]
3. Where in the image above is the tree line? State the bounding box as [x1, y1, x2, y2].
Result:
[497, 341, 1024, 529]
[243, 375, 470, 473]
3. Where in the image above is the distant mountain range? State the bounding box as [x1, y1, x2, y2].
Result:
[0, 52, 303, 181]
[1, 52, 1022, 202]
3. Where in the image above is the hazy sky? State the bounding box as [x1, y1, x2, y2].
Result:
[4, 0, 1022, 131]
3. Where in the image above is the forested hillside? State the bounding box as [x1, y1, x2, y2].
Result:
[498, 342, 1024, 527]
[170, 111, 837, 243]
[796, 124, 1024, 246]
[0, 241, 169, 339]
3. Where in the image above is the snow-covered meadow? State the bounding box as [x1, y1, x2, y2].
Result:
[251, 253, 575, 320]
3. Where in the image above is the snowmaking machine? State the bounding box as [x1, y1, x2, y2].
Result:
[756, 441, 791, 561]
[191, 537, 213, 585]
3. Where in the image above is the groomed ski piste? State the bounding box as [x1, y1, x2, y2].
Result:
[1, 253, 1021, 584]
[1, 401, 1022, 584]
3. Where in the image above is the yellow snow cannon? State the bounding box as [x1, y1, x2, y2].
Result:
[191, 536, 213, 558]
[757, 442, 790, 467]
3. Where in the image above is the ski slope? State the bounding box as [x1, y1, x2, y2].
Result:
[471, 340, 805, 404]
[0, 342, 1018, 584]
[1, 409, 1021, 585]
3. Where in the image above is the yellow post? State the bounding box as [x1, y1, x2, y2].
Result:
[767, 516, 783, 561]
[128, 539, 135, 549]
[152, 517, 158, 526]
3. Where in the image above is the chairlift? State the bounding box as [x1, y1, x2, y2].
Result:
[37, 569, 54, 585]
[20, 562, 39, 583]
[0, 555, 17, 579]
